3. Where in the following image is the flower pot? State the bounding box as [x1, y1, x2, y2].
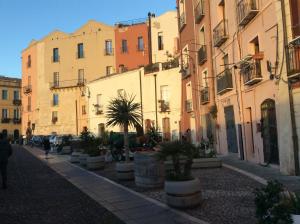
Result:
[192, 158, 222, 168]
[292, 214, 300, 224]
[164, 178, 201, 208]
[70, 152, 82, 163]
[116, 162, 134, 180]
[134, 152, 165, 188]
[79, 153, 89, 166]
[87, 156, 105, 170]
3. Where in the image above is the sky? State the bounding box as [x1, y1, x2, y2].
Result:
[0, 0, 176, 78]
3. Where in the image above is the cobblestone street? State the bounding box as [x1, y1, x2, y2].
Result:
[0, 145, 124, 224]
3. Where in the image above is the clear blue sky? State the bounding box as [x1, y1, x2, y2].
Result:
[0, 0, 176, 78]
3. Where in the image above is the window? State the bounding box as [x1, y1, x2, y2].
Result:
[14, 109, 20, 119]
[160, 85, 170, 101]
[119, 64, 127, 73]
[137, 36, 144, 51]
[52, 111, 58, 122]
[158, 32, 164, 50]
[77, 43, 84, 58]
[96, 94, 102, 105]
[53, 48, 59, 62]
[202, 70, 208, 87]
[78, 69, 84, 84]
[13, 90, 19, 100]
[250, 36, 260, 54]
[27, 55, 31, 67]
[2, 90, 8, 100]
[53, 94, 59, 106]
[105, 40, 113, 55]
[223, 54, 229, 69]
[53, 72, 59, 87]
[121, 39, 128, 53]
[82, 105, 86, 115]
[106, 66, 113, 75]
[28, 96, 31, 111]
[186, 82, 192, 100]
[199, 26, 205, 45]
[2, 109, 8, 118]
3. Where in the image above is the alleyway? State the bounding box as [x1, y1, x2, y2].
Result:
[0, 145, 124, 224]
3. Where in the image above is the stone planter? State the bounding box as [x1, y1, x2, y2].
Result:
[87, 156, 105, 170]
[192, 158, 222, 168]
[116, 162, 134, 180]
[79, 153, 89, 166]
[292, 214, 300, 224]
[164, 178, 201, 208]
[134, 152, 164, 188]
[70, 152, 82, 163]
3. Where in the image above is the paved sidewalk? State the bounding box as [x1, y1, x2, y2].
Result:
[25, 146, 208, 224]
[221, 154, 300, 193]
[0, 145, 124, 224]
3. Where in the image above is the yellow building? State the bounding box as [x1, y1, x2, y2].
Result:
[22, 20, 116, 135]
[0, 76, 21, 140]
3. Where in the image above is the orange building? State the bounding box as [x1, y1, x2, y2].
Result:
[115, 20, 150, 72]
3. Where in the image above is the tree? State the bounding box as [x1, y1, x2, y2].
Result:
[106, 93, 141, 162]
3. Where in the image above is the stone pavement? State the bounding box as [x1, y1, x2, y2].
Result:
[0, 145, 124, 224]
[25, 146, 208, 224]
[221, 153, 300, 193]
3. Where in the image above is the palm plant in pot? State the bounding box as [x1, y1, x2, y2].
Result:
[157, 140, 201, 208]
[85, 137, 105, 170]
[106, 93, 141, 180]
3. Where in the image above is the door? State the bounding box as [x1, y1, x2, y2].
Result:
[162, 117, 171, 141]
[98, 123, 105, 138]
[244, 107, 255, 159]
[261, 99, 279, 164]
[14, 129, 20, 140]
[224, 106, 238, 153]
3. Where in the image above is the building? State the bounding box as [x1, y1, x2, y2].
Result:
[0, 76, 21, 140]
[22, 21, 116, 136]
[87, 65, 181, 139]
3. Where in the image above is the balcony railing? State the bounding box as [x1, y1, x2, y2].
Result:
[162, 59, 179, 70]
[1, 118, 10, 123]
[13, 118, 21, 124]
[237, 0, 259, 26]
[213, 19, 228, 47]
[52, 117, 58, 124]
[195, 0, 205, 23]
[181, 67, 192, 79]
[240, 59, 262, 85]
[287, 46, 300, 77]
[13, 99, 22, 106]
[94, 104, 104, 115]
[104, 48, 114, 56]
[179, 13, 186, 31]
[217, 69, 233, 94]
[198, 45, 207, 65]
[200, 87, 210, 104]
[185, 99, 193, 112]
[50, 79, 86, 89]
[144, 63, 160, 74]
[23, 85, 32, 94]
[159, 100, 170, 112]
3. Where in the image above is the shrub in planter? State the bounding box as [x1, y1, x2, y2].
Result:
[157, 140, 201, 208]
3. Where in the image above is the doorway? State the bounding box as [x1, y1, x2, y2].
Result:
[261, 99, 279, 164]
[162, 117, 171, 141]
[224, 106, 238, 153]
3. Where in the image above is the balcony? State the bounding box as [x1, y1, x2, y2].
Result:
[13, 118, 21, 124]
[240, 59, 262, 85]
[104, 48, 114, 56]
[159, 100, 170, 112]
[200, 87, 210, 104]
[287, 46, 300, 77]
[237, 0, 259, 26]
[162, 59, 179, 70]
[13, 99, 22, 106]
[50, 79, 86, 90]
[181, 67, 191, 79]
[198, 45, 207, 65]
[213, 19, 228, 47]
[195, 0, 205, 23]
[52, 117, 58, 124]
[179, 13, 186, 31]
[1, 118, 10, 124]
[144, 63, 160, 74]
[185, 99, 193, 112]
[217, 69, 233, 95]
[94, 104, 104, 115]
[23, 85, 32, 94]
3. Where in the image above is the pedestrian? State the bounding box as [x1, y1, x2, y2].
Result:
[43, 137, 51, 159]
[0, 133, 13, 189]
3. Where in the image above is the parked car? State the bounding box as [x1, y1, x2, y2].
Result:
[31, 135, 44, 147]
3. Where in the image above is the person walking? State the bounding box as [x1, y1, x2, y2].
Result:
[0, 133, 13, 189]
[43, 137, 51, 159]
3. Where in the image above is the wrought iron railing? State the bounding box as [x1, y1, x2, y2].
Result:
[217, 69, 233, 94]
[195, 0, 205, 23]
[159, 100, 170, 112]
[287, 46, 300, 76]
[13, 99, 21, 106]
[179, 13, 186, 31]
[23, 85, 32, 94]
[213, 19, 228, 47]
[237, 0, 259, 26]
[162, 59, 179, 70]
[200, 87, 209, 104]
[185, 99, 193, 112]
[144, 63, 160, 74]
[198, 45, 207, 65]
[50, 79, 86, 89]
[240, 59, 262, 85]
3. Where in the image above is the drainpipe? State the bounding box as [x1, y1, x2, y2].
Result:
[154, 74, 158, 129]
[139, 70, 144, 132]
[75, 100, 78, 135]
[280, 0, 299, 175]
[148, 12, 153, 65]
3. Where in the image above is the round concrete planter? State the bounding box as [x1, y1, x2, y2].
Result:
[70, 152, 82, 163]
[79, 153, 89, 166]
[134, 152, 164, 188]
[87, 156, 105, 170]
[164, 178, 201, 208]
[116, 162, 134, 180]
[292, 214, 300, 224]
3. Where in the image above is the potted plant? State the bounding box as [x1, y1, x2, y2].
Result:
[86, 138, 105, 170]
[157, 140, 201, 208]
[282, 192, 300, 223]
[78, 129, 94, 166]
[106, 93, 141, 180]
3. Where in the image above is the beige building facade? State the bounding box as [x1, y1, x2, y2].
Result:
[0, 76, 21, 140]
[87, 65, 181, 140]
